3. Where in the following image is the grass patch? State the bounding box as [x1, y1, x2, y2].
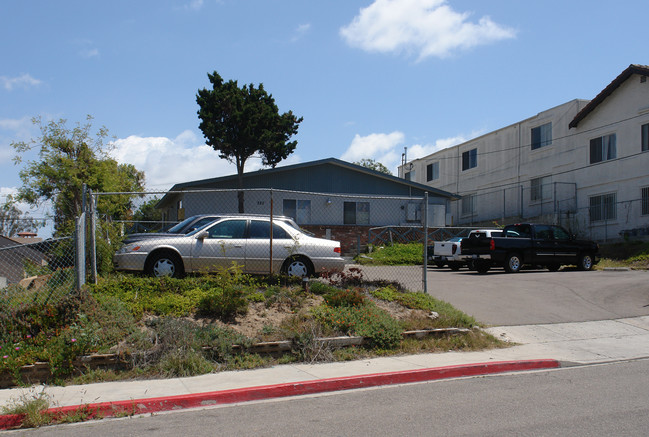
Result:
[354, 243, 424, 266]
[597, 241, 649, 270]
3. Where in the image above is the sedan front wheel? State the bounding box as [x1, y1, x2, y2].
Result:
[146, 251, 184, 278]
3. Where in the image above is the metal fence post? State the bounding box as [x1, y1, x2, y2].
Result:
[269, 188, 273, 276]
[75, 213, 86, 290]
[422, 192, 428, 294]
[89, 189, 98, 284]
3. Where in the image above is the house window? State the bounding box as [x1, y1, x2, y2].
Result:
[589, 193, 616, 222]
[531, 122, 552, 150]
[461, 194, 475, 216]
[642, 123, 649, 152]
[283, 199, 311, 224]
[344, 201, 370, 225]
[590, 134, 616, 164]
[405, 170, 415, 181]
[426, 162, 439, 181]
[461, 149, 477, 171]
[530, 176, 550, 202]
[642, 187, 649, 216]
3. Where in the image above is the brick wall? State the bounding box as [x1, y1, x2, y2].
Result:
[301, 225, 370, 256]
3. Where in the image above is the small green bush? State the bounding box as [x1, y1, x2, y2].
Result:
[306, 280, 339, 296]
[157, 349, 215, 378]
[197, 286, 248, 321]
[313, 303, 402, 349]
[323, 288, 366, 308]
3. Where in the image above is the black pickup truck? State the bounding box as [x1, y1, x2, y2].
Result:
[460, 223, 600, 274]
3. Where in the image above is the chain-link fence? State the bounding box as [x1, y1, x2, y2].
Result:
[448, 180, 649, 242]
[90, 188, 439, 292]
[0, 233, 79, 307]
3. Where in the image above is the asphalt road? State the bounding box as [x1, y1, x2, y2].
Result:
[15, 359, 649, 436]
[355, 265, 649, 326]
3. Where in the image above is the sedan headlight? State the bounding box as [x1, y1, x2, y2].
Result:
[117, 244, 142, 254]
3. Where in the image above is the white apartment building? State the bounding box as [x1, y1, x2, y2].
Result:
[401, 64, 649, 241]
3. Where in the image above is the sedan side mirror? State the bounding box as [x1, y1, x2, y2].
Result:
[196, 231, 209, 240]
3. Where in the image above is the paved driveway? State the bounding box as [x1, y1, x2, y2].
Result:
[427, 268, 649, 326]
[353, 264, 649, 326]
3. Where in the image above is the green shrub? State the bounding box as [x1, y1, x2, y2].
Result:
[324, 288, 366, 308]
[197, 286, 248, 321]
[263, 285, 304, 310]
[157, 349, 215, 378]
[308, 281, 342, 296]
[313, 303, 402, 349]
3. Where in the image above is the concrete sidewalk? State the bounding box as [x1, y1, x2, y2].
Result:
[2, 315, 649, 428]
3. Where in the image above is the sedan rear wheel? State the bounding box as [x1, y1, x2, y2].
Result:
[282, 256, 314, 277]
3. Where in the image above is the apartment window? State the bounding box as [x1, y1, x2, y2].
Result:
[404, 170, 414, 181]
[426, 162, 439, 181]
[642, 123, 649, 152]
[589, 193, 616, 222]
[283, 199, 311, 224]
[344, 201, 370, 225]
[590, 134, 616, 164]
[531, 122, 552, 150]
[530, 176, 550, 202]
[642, 187, 649, 216]
[461, 194, 476, 216]
[461, 148, 477, 171]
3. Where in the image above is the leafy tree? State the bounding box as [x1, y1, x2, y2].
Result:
[11, 116, 145, 236]
[196, 71, 303, 212]
[0, 197, 42, 237]
[132, 197, 163, 232]
[354, 159, 393, 175]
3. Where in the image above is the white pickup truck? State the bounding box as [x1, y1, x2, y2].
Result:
[429, 229, 503, 271]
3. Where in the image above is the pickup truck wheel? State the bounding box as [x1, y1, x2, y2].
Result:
[546, 263, 561, 272]
[475, 262, 490, 274]
[504, 253, 522, 273]
[434, 261, 445, 268]
[578, 253, 594, 271]
[448, 262, 462, 271]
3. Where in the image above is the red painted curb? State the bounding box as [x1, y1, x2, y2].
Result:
[0, 359, 559, 429]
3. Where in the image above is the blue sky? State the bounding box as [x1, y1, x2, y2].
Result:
[1, 0, 646, 217]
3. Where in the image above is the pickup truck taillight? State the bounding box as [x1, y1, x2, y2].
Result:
[334, 247, 341, 254]
[452, 244, 457, 255]
[489, 239, 495, 251]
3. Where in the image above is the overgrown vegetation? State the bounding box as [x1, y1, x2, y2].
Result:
[355, 242, 424, 266]
[1, 264, 498, 390]
[597, 241, 649, 269]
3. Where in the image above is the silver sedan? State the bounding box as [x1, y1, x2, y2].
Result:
[114, 217, 346, 278]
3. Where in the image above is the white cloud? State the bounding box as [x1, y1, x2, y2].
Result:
[340, 0, 516, 60]
[0, 74, 42, 91]
[110, 131, 302, 191]
[0, 116, 38, 163]
[188, 0, 204, 10]
[291, 23, 311, 42]
[340, 131, 405, 173]
[340, 130, 481, 174]
[80, 48, 100, 58]
[406, 133, 470, 160]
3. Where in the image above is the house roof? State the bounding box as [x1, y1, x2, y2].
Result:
[158, 157, 459, 207]
[569, 64, 649, 129]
